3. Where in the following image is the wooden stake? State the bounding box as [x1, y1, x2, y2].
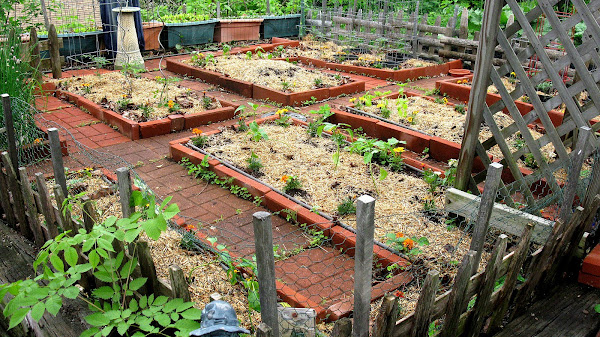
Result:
[373, 294, 399, 337]
[411, 270, 440, 337]
[488, 224, 534, 333]
[18, 167, 44, 246]
[454, 0, 504, 191]
[29, 28, 42, 83]
[1, 152, 30, 238]
[35, 173, 59, 238]
[135, 240, 161, 295]
[353, 195, 376, 337]
[48, 128, 68, 196]
[464, 235, 508, 337]
[116, 167, 134, 218]
[332, 317, 353, 337]
[81, 196, 96, 233]
[469, 163, 503, 274]
[48, 24, 62, 79]
[439, 250, 476, 337]
[253, 211, 279, 337]
[2, 94, 19, 175]
[0, 162, 17, 226]
[53, 184, 75, 234]
[256, 323, 273, 337]
[169, 265, 191, 301]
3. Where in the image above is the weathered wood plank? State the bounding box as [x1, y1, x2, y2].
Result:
[373, 294, 399, 337]
[354, 195, 376, 337]
[18, 167, 44, 246]
[439, 251, 476, 337]
[35, 172, 59, 238]
[445, 188, 554, 244]
[411, 270, 440, 337]
[2, 152, 31, 239]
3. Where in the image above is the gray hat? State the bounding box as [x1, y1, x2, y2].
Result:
[189, 300, 250, 336]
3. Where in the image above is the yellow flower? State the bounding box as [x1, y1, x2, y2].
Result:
[349, 97, 357, 103]
[407, 116, 413, 123]
[442, 97, 448, 105]
[82, 83, 90, 87]
[510, 71, 516, 77]
[122, 94, 128, 98]
[393, 147, 405, 154]
[377, 103, 385, 109]
[359, 97, 366, 102]
[192, 128, 203, 135]
[167, 100, 175, 109]
[33, 138, 43, 144]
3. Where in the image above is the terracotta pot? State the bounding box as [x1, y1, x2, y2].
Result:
[214, 19, 264, 43]
[142, 22, 164, 50]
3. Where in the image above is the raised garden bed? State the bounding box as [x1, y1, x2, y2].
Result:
[49, 71, 237, 139]
[345, 90, 555, 168]
[277, 38, 463, 81]
[166, 53, 365, 106]
[435, 75, 566, 129]
[169, 113, 487, 318]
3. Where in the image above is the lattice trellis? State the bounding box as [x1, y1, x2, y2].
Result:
[456, 0, 600, 214]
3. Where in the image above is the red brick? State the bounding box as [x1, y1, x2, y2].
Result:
[221, 76, 253, 98]
[376, 121, 431, 153]
[582, 244, 600, 276]
[168, 114, 185, 132]
[328, 80, 366, 98]
[330, 109, 379, 136]
[289, 88, 329, 107]
[578, 271, 600, 288]
[184, 107, 235, 129]
[212, 164, 271, 197]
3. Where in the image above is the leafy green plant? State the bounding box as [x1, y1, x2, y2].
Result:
[536, 81, 553, 94]
[0, 190, 203, 336]
[246, 151, 263, 173]
[281, 175, 302, 193]
[385, 232, 429, 256]
[337, 196, 356, 215]
[139, 103, 154, 120]
[245, 51, 253, 60]
[201, 92, 213, 110]
[247, 121, 268, 141]
[314, 78, 323, 87]
[281, 80, 291, 92]
[454, 103, 467, 114]
[275, 108, 292, 127]
[222, 44, 231, 57]
[307, 104, 335, 137]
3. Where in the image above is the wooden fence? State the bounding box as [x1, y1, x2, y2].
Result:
[0, 96, 190, 306]
[304, 2, 572, 72]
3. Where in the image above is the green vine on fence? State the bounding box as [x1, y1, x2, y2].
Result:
[0, 191, 203, 337]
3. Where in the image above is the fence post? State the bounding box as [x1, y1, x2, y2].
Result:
[488, 224, 533, 333]
[464, 234, 508, 337]
[169, 265, 191, 301]
[256, 323, 273, 337]
[469, 162, 503, 274]
[332, 317, 353, 337]
[0, 161, 17, 226]
[411, 1, 420, 58]
[439, 250, 476, 337]
[53, 184, 75, 233]
[29, 28, 42, 83]
[136, 240, 161, 294]
[48, 128, 68, 196]
[1, 152, 30, 238]
[300, 0, 306, 37]
[353, 195, 375, 337]
[253, 211, 279, 337]
[558, 126, 591, 223]
[35, 172, 59, 238]
[411, 269, 440, 337]
[454, 0, 504, 191]
[2, 94, 19, 175]
[48, 24, 62, 79]
[18, 167, 44, 246]
[372, 293, 399, 337]
[82, 196, 97, 233]
[116, 167, 135, 217]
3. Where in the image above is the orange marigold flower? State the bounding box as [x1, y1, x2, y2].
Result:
[33, 138, 43, 145]
[185, 224, 196, 232]
[394, 290, 404, 298]
[403, 238, 415, 250]
[281, 175, 290, 183]
[395, 232, 404, 238]
[192, 128, 203, 135]
[167, 100, 175, 109]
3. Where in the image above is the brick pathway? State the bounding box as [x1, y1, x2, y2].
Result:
[32, 53, 446, 320]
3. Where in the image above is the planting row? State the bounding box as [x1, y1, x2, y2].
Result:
[46, 71, 237, 140]
[169, 111, 485, 316]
